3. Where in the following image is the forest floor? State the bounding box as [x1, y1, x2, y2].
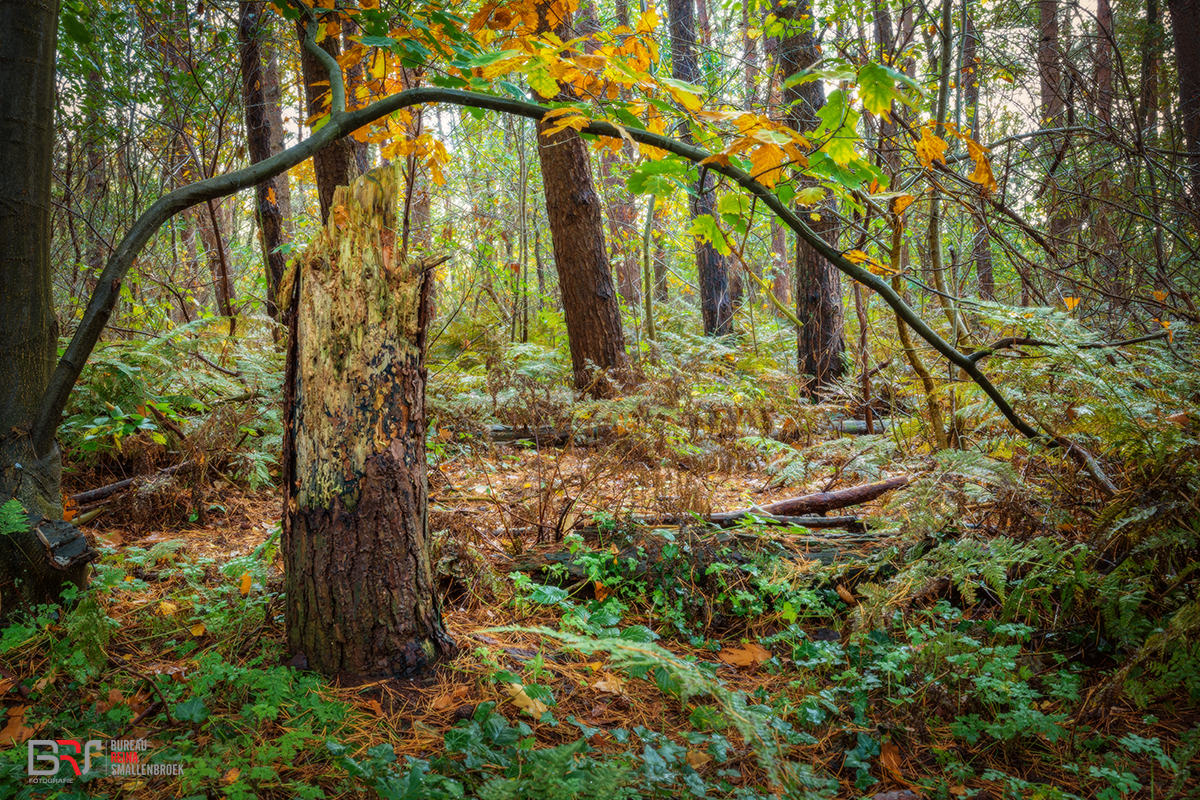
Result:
[3, 412, 1197, 800]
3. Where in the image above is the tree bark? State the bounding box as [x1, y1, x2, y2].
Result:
[669, 0, 733, 336]
[0, 0, 94, 606]
[963, 9, 995, 300]
[240, 0, 291, 321]
[296, 16, 360, 223]
[283, 166, 455, 678]
[778, 0, 845, 393]
[533, 0, 626, 395]
[1167, 0, 1200, 209]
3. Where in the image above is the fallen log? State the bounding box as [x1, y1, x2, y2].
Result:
[720, 475, 912, 518]
[69, 460, 197, 506]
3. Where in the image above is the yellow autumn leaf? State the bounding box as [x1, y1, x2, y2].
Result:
[240, 573, 252, 596]
[699, 153, 731, 168]
[666, 84, 703, 112]
[844, 249, 896, 275]
[748, 143, 786, 187]
[1063, 296, 1080, 311]
[575, 53, 606, 71]
[794, 187, 826, 206]
[370, 51, 388, 80]
[505, 683, 549, 716]
[893, 193, 916, 214]
[969, 157, 997, 191]
[159, 601, 178, 616]
[636, 8, 658, 32]
[191, 623, 206, 637]
[1153, 290, 1168, 302]
[915, 127, 948, 167]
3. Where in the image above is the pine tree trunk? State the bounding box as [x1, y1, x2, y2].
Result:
[239, 0, 291, 321]
[1167, 0, 1200, 210]
[283, 166, 455, 679]
[669, 0, 733, 336]
[296, 18, 360, 223]
[778, 0, 845, 394]
[534, 0, 626, 395]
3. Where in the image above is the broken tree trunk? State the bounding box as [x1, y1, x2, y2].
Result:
[282, 165, 455, 679]
[717, 476, 912, 518]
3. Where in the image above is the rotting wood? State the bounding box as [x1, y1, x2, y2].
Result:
[69, 460, 197, 505]
[283, 164, 455, 680]
[720, 476, 912, 518]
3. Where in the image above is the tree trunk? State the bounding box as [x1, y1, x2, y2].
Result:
[654, 204, 669, 301]
[534, 0, 626, 395]
[1167, 0, 1200, 209]
[83, 66, 106, 295]
[778, 0, 845, 393]
[770, 220, 790, 305]
[296, 17, 359, 223]
[240, 0, 291, 321]
[669, 0, 733, 336]
[283, 166, 455, 679]
[1038, 0, 1072, 245]
[0, 0, 95, 606]
[963, 9, 995, 299]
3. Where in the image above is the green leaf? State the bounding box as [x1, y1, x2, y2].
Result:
[716, 194, 750, 216]
[627, 159, 689, 198]
[687, 214, 731, 256]
[463, 48, 522, 67]
[529, 585, 569, 605]
[857, 63, 917, 116]
[174, 698, 210, 723]
[61, 11, 94, 45]
[360, 35, 399, 48]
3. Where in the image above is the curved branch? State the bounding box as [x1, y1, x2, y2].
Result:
[33, 87, 1079, 482]
[967, 330, 1170, 363]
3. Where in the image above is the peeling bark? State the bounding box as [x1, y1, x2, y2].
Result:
[283, 166, 455, 679]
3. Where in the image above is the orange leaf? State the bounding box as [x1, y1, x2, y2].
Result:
[239, 573, 252, 596]
[1063, 296, 1080, 311]
[880, 741, 904, 781]
[0, 706, 38, 746]
[915, 127, 948, 167]
[432, 685, 471, 710]
[893, 194, 916, 215]
[717, 643, 771, 668]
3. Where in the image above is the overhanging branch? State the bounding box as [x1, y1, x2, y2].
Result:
[32, 87, 1106, 492]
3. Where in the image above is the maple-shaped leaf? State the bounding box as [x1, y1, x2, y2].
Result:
[688, 214, 731, 255]
[857, 62, 916, 118]
[627, 159, 688, 198]
[795, 186, 826, 206]
[717, 194, 750, 216]
[915, 127, 948, 167]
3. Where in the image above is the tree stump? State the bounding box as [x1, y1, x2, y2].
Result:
[282, 165, 455, 679]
